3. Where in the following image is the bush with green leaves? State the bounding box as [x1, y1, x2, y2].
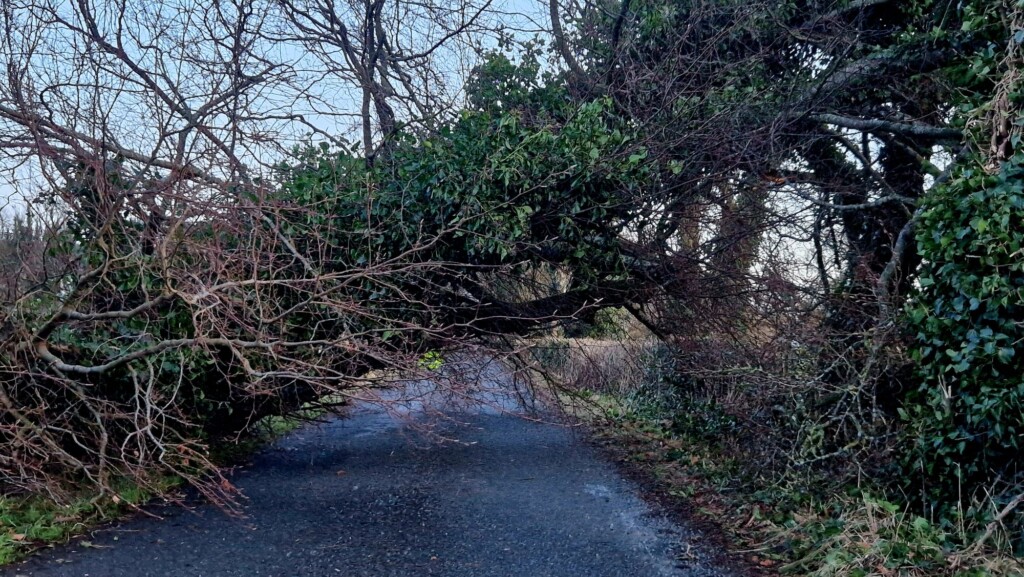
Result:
[272, 98, 653, 345]
[904, 154, 1024, 525]
[276, 98, 647, 272]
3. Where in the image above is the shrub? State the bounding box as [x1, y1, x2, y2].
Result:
[904, 155, 1024, 532]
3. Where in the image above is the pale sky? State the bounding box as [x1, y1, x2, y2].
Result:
[0, 0, 552, 222]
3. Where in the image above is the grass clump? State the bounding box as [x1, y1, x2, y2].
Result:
[0, 475, 182, 564]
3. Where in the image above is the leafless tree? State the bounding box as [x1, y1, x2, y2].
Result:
[0, 0, 544, 503]
[275, 0, 503, 160]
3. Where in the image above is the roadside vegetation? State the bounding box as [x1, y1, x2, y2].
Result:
[536, 329, 1024, 577]
[1, 1, 1022, 574]
[0, 403, 337, 564]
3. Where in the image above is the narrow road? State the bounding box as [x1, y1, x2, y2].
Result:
[5, 366, 733, 577]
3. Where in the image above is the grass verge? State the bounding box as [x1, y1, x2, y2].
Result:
[0, 475, 182, 565]
[567, 390, 1024, 577]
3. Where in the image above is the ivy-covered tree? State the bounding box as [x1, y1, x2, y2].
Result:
[903, 0, 1024, 534]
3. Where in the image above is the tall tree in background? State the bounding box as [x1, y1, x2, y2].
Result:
[275, 0, 502, 161]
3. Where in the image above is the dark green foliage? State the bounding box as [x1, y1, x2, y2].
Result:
[273, 98, 651, 329]
[905, 154, 1024, 524]
[465, 48, 567, 117]
[527, 339, 571, 374]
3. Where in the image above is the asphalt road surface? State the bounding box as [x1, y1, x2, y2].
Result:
[5, 364, 733, 577]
